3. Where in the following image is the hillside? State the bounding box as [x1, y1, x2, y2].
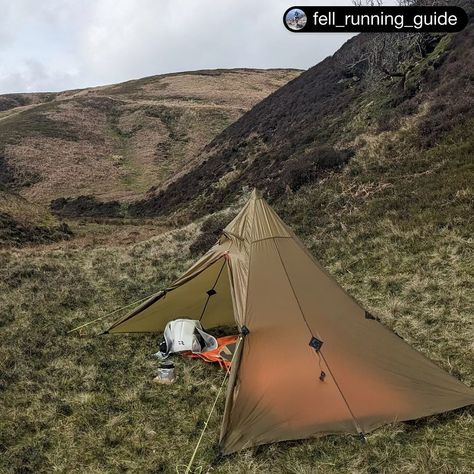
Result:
[1, 4, 474, 473]
[0, 69, 300, 206]
[132, 2, 474, 219]
[0, 186, 71, 246]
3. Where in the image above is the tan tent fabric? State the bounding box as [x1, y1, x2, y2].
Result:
[108, 240, 235, 332]
[107, 189, 474, 454]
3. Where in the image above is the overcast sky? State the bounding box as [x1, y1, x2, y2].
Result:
[0, 0, 393, 94]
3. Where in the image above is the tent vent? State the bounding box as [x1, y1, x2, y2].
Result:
[241, 325, 250, 336]
[319, 371, 326, 381]
[206, 289, 217, 296]
[309, 337, 323, 352]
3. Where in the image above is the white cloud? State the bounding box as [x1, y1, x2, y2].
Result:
[0, 60, 79, 93]
[0, 0, 372, 94]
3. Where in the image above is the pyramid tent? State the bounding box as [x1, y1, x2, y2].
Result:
[107, 189, 474, 454]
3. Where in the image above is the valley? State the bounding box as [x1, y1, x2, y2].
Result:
[1, 3, 473, 471]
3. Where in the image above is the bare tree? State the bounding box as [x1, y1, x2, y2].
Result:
[353, 1, 441, 9]
[348, 0, 444, 85]
[352, 0, 384, 6]
[396, 0, 441, 4]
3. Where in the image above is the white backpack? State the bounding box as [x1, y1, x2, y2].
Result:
[154, 319, 218, 360]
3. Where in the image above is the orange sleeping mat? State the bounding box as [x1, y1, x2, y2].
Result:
[183, 335, 239, 370]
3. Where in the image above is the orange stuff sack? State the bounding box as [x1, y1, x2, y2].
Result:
[184, 335, 239, 370]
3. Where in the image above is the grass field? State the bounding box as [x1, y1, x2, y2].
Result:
[1, 116, 473, 473]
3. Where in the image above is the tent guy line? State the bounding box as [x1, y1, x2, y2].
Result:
[67, 293, 157, 334]
[184, 336, 243, 474]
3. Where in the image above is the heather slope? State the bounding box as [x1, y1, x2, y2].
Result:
[0, 69, 300, 205]
[133, 6, 474, 218]
[0, 186, 71, 246]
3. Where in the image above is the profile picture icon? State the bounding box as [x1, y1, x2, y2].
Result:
[285, 8, 307, 31]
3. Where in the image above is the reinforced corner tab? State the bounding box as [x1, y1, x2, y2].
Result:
[309, 336, 323, 352]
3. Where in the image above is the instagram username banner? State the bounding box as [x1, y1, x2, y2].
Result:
[283, 6, 468, 33]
